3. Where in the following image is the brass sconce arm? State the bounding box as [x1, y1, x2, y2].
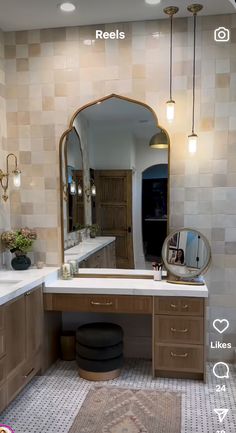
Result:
[85, 179, 96, 202]
[0, 153, 21, 202]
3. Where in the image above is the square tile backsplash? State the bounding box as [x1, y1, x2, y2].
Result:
[0, 15, 236, 359]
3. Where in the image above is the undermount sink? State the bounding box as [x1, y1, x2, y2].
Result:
[0, 280, 22, 289]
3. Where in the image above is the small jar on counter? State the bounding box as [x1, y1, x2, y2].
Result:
[68, 260, 78, 275]
[61, 263, 72, 279]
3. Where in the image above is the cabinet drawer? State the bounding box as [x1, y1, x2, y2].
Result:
[7, 351, 41, 404]
[0, 356, 6, 385]
[0, 382, 7, 413]
[46, 294, 152, 314]
[0, 330, 6, 359]
[87, 295, 118, 312]
[154, 297, 204, 316]
[154, 316, 204, 345]
[155, 343, 204, 373]
[0, 307, 4, 330]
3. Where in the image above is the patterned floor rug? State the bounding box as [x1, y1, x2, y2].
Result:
[69, 386, 181, 433]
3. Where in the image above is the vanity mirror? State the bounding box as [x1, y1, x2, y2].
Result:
[161, 228, 211, 284]
[60, 94, 170, 269]
[60, 127, 84, 247]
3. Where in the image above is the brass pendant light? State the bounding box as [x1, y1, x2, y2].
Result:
[164, 6, 179, 123]
[149, 128, 170, 149]
[187, 4, 203, 153]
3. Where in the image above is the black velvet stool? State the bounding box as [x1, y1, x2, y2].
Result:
[76, 322, 123, 380]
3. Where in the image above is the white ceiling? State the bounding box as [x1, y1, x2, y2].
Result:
[80, 97, 154, 124]
[0, 0, 235, 31]
[75, 96, 160, 141]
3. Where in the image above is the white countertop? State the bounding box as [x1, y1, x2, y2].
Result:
[0, 267, 59, 306]
[64, 237, 116, 263]
[45, 276, 208, 298]
[0, 266, 208, 306]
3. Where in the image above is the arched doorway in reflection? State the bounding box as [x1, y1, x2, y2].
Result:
[142, 164, 168, 265]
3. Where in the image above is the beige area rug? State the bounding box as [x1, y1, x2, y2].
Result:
[69, 387, 181, 433]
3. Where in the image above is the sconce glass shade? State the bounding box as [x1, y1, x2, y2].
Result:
[12, 169, 21, 188]
[166, 100, 175, 123]
[69, 180, 76, 195]
[149, 129, 169, 149]
[91, 184, 96, 196]
[188, 133, 198, 154]
[77, 183, 83, 196]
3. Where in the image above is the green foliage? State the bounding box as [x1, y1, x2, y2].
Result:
[1, 228, 37, 254]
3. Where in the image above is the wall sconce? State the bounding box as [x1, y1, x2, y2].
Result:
[77, 181, 83, 196]
[69, 178, 83, 197]
[187, 4, 203, 154]
[85, 179, 96, 202]
[164, 6, 179, 123]
[0, 153, 21, 201]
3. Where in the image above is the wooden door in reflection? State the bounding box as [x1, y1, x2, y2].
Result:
[94, 170, 134, 268]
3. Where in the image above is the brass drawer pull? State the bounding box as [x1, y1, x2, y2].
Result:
[170, 304, 177, 309]
[170, 327, 188, 333]
[182, 304, 189, 309]
[24, 367, 35, 378]
[170, 352, 188, 358]
[90, 301, 113, 306]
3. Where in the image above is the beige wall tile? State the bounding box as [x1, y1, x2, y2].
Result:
[0, 18, 235, 360]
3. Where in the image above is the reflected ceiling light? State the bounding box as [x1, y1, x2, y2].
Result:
[0, 153, 21, 201]
[149, 129, 169, 149]
[145, 0, 161, 4]
[187, 4, 203, 154]
[59, 2, 76, 12]
[152, 31, 161, 39]
[83, 39, 95, 46]
[164, 6, 179, 123]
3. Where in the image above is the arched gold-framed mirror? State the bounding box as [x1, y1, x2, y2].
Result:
[59, 94, 170, 270]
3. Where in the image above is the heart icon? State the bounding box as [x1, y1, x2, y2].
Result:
[213, 319, 229, 334]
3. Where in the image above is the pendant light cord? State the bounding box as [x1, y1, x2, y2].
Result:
[170, 15, 173, 101]
[192, 13, 197, 134]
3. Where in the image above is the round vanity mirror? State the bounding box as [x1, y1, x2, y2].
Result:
[162, 228, 211, 282]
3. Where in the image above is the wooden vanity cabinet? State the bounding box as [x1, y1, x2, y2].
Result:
[0, 305, 7, 412]
[79, 241, 116, 268]
[153, 297, 205, 380]
[1, 285, 43, 411]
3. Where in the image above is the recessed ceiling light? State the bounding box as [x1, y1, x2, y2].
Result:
[145, 0, 161, 5]
[59, 2, 76, 12]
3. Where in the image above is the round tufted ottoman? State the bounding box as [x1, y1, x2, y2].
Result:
[76, 322, 123, 381]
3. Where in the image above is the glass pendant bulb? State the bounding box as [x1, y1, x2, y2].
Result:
[166, 100, 175, 122]
[12, 169, 21, 187]
[188, 133, 198, 154]
[91, 184, 96, 196]
[70, 180, 76, 195]
[77, 183, 83, 196]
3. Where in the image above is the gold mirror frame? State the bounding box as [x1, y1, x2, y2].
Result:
[161, 227, 211, 283]
[59, 93, 170, 265]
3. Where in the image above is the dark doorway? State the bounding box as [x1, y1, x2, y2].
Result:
[142, 164, 168, 263]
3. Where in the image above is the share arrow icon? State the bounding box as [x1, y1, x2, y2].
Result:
[214, 408, 229, 423]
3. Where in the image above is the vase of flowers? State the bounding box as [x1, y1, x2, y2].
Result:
[1, 228, 37, 270]
[86, 224, 100, 238]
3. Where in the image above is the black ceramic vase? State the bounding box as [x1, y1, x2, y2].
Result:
[11, 252, 31, 270]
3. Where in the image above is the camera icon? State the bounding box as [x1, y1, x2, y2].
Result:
[214, 27, 230, 42]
